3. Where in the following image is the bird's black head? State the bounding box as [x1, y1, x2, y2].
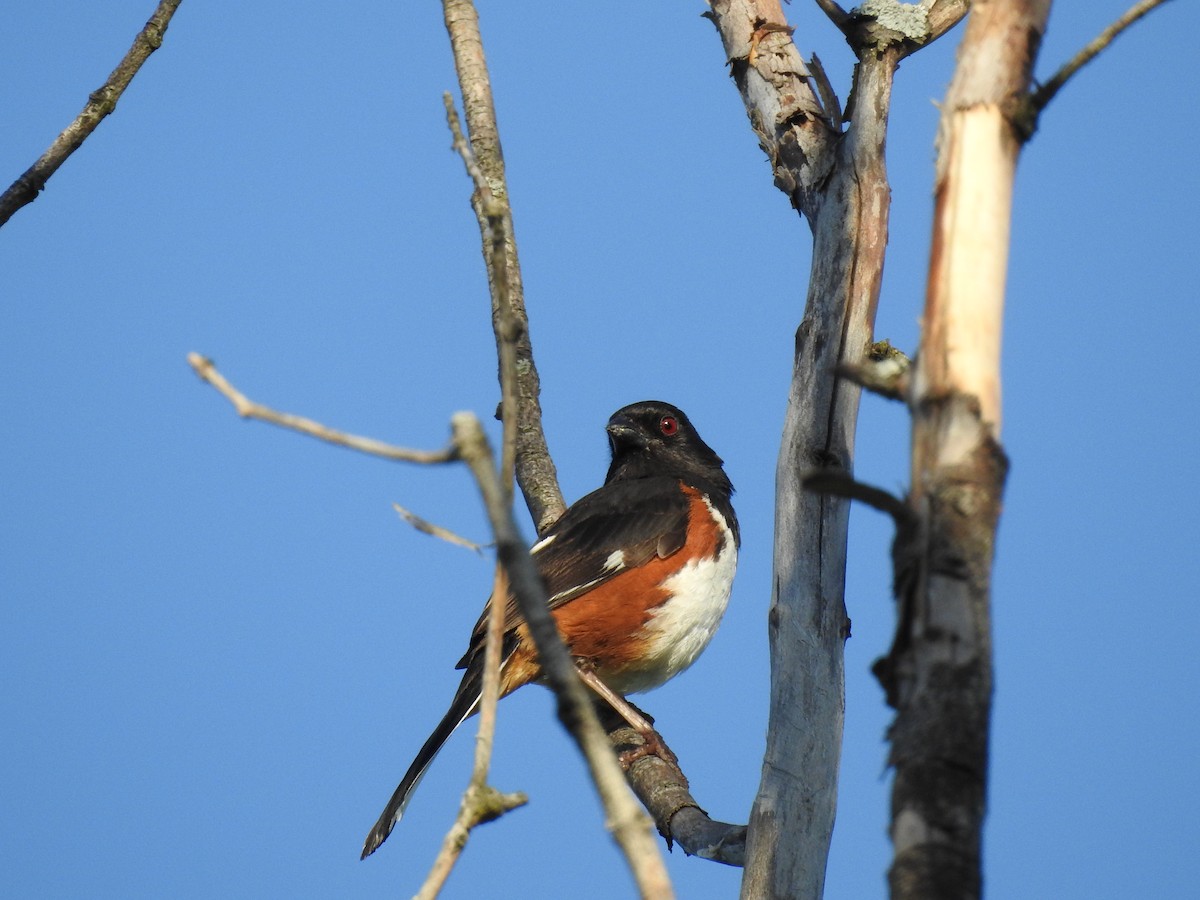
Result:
[604, 401, 733, 497]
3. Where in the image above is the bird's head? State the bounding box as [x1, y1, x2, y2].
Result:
[604, 400, 732, 496]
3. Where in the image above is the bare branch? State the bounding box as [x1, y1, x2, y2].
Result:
[0, 0, 183, 228]
[443, 94, 518, 508]
[186, 353, 456, 465]
[601, 710, 747, 868]
[706, 0, 835, 217]
[803, 470, 909, 527]
[415, 72, 536, 896]
[451, 413, 674, 900]
[442, 0, 564, 533]
[1029, 0, 1172, 121]
[392, 503, 486, 553]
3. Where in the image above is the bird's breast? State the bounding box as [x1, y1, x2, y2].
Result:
[607, 494, 737, 695]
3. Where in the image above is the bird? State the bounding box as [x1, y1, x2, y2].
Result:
[360, 400, 739, 859]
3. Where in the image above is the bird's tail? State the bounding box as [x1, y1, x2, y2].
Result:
[360, 670, 481, 859]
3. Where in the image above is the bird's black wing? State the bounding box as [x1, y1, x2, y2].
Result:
[455, 475, 690, 669]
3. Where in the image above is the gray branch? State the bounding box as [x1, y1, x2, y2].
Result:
[0, 0, 183, 227]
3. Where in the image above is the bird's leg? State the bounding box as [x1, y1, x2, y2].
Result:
[574, 664, 679, 769]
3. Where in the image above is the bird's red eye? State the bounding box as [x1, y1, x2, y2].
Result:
[659, 415, 679, 436]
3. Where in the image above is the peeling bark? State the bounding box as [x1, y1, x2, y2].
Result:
[704, 2, 966, 897]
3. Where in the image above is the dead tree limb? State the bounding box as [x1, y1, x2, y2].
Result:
[0, 0, 183, 228]
[442, 6, 680, 894]
[703, 2, 964, 896]
[880, 7, 1172, 896]
[877, 4, 1050, 899]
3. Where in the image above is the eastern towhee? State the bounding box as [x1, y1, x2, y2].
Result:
[361, 400, 738, 858]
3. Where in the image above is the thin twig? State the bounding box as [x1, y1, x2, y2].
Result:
[187, 353, 456, 464]
[415, 566, 527, 900]
[444, 94, 518, 507]
[392, 503, 486, 553]
[0, 0, 184, 227]
[452, 414, 674, 900]
[442, 0, 565, 534]
[415, 84, 532, 900]
[1030, 0, 1172, 116]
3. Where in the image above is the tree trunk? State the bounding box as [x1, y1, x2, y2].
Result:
[878, 3, 1051, 898]
[745, 47, 900, 900]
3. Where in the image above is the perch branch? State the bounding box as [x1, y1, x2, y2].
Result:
[186, 353, 456, 465]
[600, 708, 747, 868]
[0, 0, 184, 228]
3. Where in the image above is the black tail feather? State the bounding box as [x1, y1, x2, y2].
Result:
[360, 671, 482, 859]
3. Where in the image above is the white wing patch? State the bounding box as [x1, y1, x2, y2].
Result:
[530, 533, 557, 554]
[545, 544, 624, 605]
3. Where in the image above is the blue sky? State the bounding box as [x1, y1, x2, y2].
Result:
[3, 2, 1196, 898]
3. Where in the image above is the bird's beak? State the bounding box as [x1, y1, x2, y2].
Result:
[606, 415, 645, 449]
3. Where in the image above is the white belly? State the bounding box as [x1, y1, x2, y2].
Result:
[610, 505, 737, 695]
